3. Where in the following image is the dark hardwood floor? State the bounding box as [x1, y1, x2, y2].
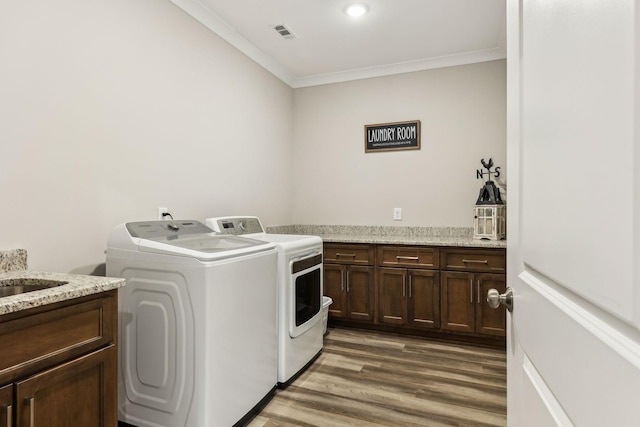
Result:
[249, 327, 506, 427]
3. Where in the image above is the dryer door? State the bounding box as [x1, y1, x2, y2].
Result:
[289, 253, 322, 338]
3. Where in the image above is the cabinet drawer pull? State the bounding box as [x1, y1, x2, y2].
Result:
[6, 404, 11, 427]
[402, 275, 406, 297]
[462, 259, 488, 264]
[396, 256, 419, 261]
[346, 271, 350, 293]
[336, 253, 356, 258]
[469, 279, 473, 303]
[28, 398, 34, 427]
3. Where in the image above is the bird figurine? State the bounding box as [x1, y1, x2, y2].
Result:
[477, 158, 500, 181]
[476, 158, 503, 204]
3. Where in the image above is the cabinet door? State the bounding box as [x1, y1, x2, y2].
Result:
[475, 273, 506, 336]
[0, 384, 12, 427]
[408, 270, 440, 330]
[16, 345, 116, 427]
[378, 268, 407, 326]
[346, 266, 374, 322]
[323, 264, 347, 319]
[440, 271, 475, 333]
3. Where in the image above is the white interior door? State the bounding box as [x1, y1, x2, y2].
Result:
[506, 1, 640, 425]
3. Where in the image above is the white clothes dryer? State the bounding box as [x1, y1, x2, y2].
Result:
[205, 216, 323, 386]
[106, 220, 277, 427]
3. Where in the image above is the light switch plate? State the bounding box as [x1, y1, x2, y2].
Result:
[393, 207, 402, 221]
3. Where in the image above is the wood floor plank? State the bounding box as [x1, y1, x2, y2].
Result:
[295, 371, 504, 426]
[258, 386, 464, 427]
[249, 327, 506, 427]
[328, 344, 506, 390]
[328, 339, 502, 377]
[319, 352, 373, 371]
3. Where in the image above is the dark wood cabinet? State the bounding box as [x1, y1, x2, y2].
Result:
[377, 246, 438, 269]
[324, 244, 375, 322]
[15, 346, 116, 427]
[440, 248, 507, 337]
[378, 268, 406, 325]
[440, 248, 506, 273]
[378, 267, 439, 330]
[346, 266, 375, 321]
[324, 244, 374, 266]
[475, 273, 508, 336]
[440, 271, 476, 333]
[408, 269, 440, 330]
[324, 264, 347, 318]
[0, 384, 11, 427]
[324, 242, 505, 345]
[377, 246, 440, 330]
[0, 290, 118, 427]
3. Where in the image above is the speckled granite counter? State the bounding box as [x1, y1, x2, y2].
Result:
[0, 249, 125, 316]
[0, 249, 28, 272]
[266, 225, 507, 249]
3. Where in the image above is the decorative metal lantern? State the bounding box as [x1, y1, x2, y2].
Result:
[473, 158, 506, 240]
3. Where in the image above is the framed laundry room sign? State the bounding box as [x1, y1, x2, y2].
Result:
[364, 120, 421, 153]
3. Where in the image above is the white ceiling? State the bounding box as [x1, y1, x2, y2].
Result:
[170, 0, 506, 88]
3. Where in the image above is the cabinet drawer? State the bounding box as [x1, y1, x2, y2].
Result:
[377, 246, 438, 269]
[440, 248, 506, 273]
[0, 290, 116, 384]
[324, 244, 374, 265]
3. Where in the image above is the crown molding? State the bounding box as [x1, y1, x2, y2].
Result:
[171, 0, 506, 89]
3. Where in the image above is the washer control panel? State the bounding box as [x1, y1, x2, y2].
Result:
[205, 217, 264, 235]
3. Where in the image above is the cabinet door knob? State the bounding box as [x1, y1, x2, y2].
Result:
[487, 287, 514, 312]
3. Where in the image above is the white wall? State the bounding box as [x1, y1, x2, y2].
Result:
[291, 60, 506, 227]
[0, 0, 293, 273]
[0, 1, 506, 274]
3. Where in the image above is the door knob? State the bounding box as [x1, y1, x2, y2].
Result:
[487, 287, 513, 312]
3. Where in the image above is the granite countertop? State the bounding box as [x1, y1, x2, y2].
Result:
[0, 249, 125, 316]
[266, 225, 507, 249]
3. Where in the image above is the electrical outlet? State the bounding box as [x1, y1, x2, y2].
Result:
[158, 207, 169, 220]
[393, 207, 402, 221]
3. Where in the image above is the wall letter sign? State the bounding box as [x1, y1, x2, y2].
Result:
[365, 120, 421, 153]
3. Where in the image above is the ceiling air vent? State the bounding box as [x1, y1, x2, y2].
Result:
[273, 24, 297, 40]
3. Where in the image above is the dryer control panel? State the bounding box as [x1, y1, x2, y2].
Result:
[206, 217, 264, 235]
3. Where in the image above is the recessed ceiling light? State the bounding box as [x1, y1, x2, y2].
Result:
[345, 3, 369, 18]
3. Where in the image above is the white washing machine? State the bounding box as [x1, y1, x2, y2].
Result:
[205, 216, 324, 386]
[106, 220, 278, 427]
